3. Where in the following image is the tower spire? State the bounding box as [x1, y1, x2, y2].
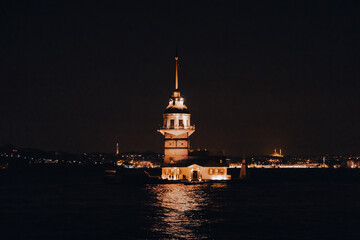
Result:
[175, 49, 179, 90]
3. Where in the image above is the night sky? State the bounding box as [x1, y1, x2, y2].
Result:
[1, 1, 359, 155]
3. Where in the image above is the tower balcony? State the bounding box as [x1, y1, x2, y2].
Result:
[159, 125, 195, 130]
[158, 125, 195, 137]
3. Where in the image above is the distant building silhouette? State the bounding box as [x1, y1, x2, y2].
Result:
[271, 148, 284, 157]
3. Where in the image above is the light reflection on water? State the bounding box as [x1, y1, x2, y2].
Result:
[146, 183, 227, 239]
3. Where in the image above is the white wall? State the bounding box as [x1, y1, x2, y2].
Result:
[162, 165, 231, 181]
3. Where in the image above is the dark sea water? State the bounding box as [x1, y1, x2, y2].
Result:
[1, 168, 360, 240]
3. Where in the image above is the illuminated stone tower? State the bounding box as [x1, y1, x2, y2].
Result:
[158, 55, 195, 164]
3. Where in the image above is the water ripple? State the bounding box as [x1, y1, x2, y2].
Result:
[146, 184, 219, 239]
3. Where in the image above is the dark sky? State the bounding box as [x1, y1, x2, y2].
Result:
[1, 1, 359, 155]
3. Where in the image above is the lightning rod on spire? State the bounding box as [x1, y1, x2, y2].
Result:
[175, 54, 179, 90]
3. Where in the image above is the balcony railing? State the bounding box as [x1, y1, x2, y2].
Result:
[159, 125, 195, 130]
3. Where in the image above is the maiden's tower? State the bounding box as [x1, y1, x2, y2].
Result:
[158, 55, 231, 181]
[158, 55, 195, 164]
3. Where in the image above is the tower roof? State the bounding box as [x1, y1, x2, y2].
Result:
[164, 91, 189, 113]
[164, 107, 189, 114]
